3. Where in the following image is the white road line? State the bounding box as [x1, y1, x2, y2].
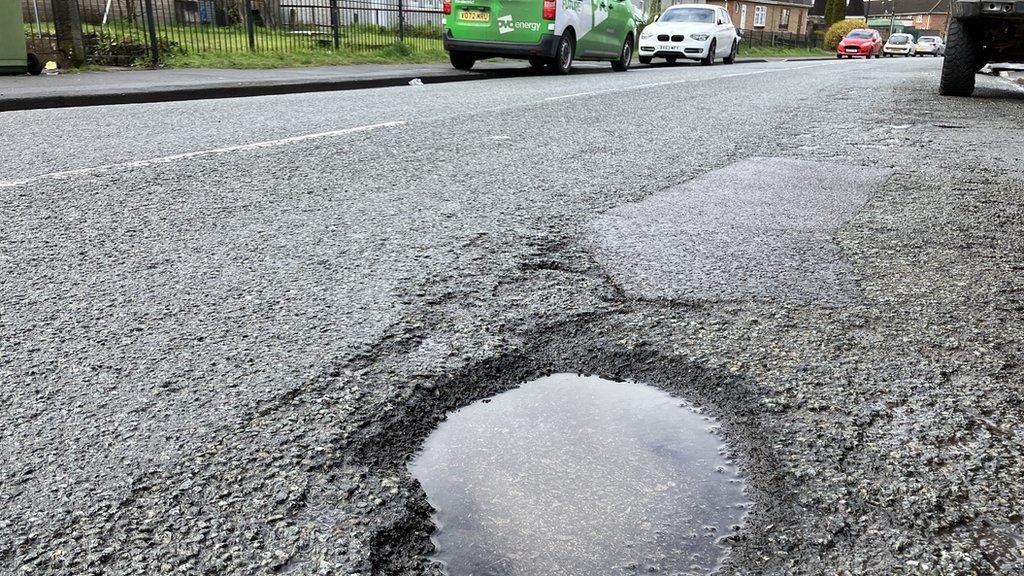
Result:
[0, 121, 405, 189]
[545, 91, 602, 100]
[543, 61, 844, 102]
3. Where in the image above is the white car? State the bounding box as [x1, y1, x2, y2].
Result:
[638, 4, 739, 66]
[883, 33, 916, 57]
[915, 35, 945, 56]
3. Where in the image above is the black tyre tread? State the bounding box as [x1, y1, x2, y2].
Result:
[611, 35, 632, 71]
[548, 33, 575, 74]
[27, 53, 43, 76]
[638, 55, 652, 64]
[724, 41, 737, 64]
[702, 41, 716, 66]
[940, 19, 978, 96]
[449, 51, 476, 71]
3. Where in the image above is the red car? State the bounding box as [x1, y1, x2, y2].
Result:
[836, 29, 883, 59]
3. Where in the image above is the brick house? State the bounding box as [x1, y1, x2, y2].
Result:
[705, 0, 814, 35]
[864, 0, 950, 36]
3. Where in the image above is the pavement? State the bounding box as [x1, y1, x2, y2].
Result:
[1, 58, 1024, 576]
[0, 56, 824, 111]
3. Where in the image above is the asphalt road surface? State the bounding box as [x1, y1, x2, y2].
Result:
[2, 58, 1023, 575]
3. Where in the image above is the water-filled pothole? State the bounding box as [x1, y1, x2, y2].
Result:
[409, 373, 748, 575]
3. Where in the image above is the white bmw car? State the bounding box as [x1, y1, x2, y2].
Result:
[638, 4, 740, 66]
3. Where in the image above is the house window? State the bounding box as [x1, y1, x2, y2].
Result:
[754, 5, 767, 27]
[916, 14, 924, 22]
[780, 8, 790, 29]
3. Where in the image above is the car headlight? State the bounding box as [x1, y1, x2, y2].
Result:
[640, 29, 654, 39]
[691, 34, 709, 41]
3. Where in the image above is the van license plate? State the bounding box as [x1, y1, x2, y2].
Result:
[460, 10, 489, 21]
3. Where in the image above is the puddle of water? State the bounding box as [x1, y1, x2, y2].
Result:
[409, 373, 748, 576]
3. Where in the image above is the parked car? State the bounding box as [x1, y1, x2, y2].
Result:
[940, 0, 1024, 95]
[637, 4, 739, 66]
[883, 33, 916, 56]
[915, 35, 946, 56]
[836, 29, 883, 58]
[443, 0, 637, 73]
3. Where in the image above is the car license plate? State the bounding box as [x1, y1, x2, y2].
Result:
[460, 9, 489, 21]
[658, 44, 679, 51]
[846, 47, 858, 52]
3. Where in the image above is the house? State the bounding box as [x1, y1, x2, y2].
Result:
[706, 0, 814, 35]
[863, 0, 949, 36]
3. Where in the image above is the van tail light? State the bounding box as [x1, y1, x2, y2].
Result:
[543, 0, 556, 19]
[443, 0, 451, 14]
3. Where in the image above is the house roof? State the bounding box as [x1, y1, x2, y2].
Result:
[745, 0, 814, 7]
[864, 0, 948, 15]
[710, 0, 813, 7]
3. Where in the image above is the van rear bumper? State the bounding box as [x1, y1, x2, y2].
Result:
[444, 31, 560, 59]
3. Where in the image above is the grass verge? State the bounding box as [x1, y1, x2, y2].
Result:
[740, 46, 833, 58]
[163, 42, 447, 68]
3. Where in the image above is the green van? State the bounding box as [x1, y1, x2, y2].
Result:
[442, 0, 638, 73]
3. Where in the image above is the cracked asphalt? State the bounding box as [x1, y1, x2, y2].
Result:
[1, 57, 1023, 575]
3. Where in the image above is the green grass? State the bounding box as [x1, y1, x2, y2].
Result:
[740, 46, 833, 58]
[25, 20, 446, 68]
[163, 42, 446, 68]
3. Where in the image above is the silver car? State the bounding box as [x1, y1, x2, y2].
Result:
[914, 35, 946, 57]
[883, 33, 916, 57]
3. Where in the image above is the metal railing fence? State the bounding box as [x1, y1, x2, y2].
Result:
[737, 27, 823, 49]
[22, 0, 444, 65]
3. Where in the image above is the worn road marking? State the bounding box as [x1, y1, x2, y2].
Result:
[0, 121, 405, 188]
[543, 61, 845, 102]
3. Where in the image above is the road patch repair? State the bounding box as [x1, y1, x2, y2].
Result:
[409, 373, 747, 576]
[588, 157, 892, 304]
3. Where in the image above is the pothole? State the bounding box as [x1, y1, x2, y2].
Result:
[409, 373, 749, 575]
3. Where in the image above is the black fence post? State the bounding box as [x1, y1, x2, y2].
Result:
[330, 0, 340, 49]
[243, 0, 256, 50]
[142, 0, 160, 64]
[397, 0, 405, 42]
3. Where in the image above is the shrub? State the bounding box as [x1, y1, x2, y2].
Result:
[403, 22, 442, 39]
[824, 18, 867, 48]
[84, 29, 180, 65]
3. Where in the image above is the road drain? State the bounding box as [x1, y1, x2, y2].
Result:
[408, 373, 748, 575]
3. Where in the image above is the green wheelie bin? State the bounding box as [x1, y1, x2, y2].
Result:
[1, 0, 43, 75]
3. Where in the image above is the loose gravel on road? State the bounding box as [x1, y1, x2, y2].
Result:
[1, 58, 1022, 575]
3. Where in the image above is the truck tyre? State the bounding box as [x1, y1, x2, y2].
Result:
[611, 34, 633, 71]
[27, 53, 43, 76]
[450, 51, 476, 71]
[940, 19, 980, 96]
[724, 40, 737, 64]
[702, 40, 716, 66]
[548, 33, 575, 74]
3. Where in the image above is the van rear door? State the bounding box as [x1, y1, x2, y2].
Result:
[449, 0, 546, 44]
